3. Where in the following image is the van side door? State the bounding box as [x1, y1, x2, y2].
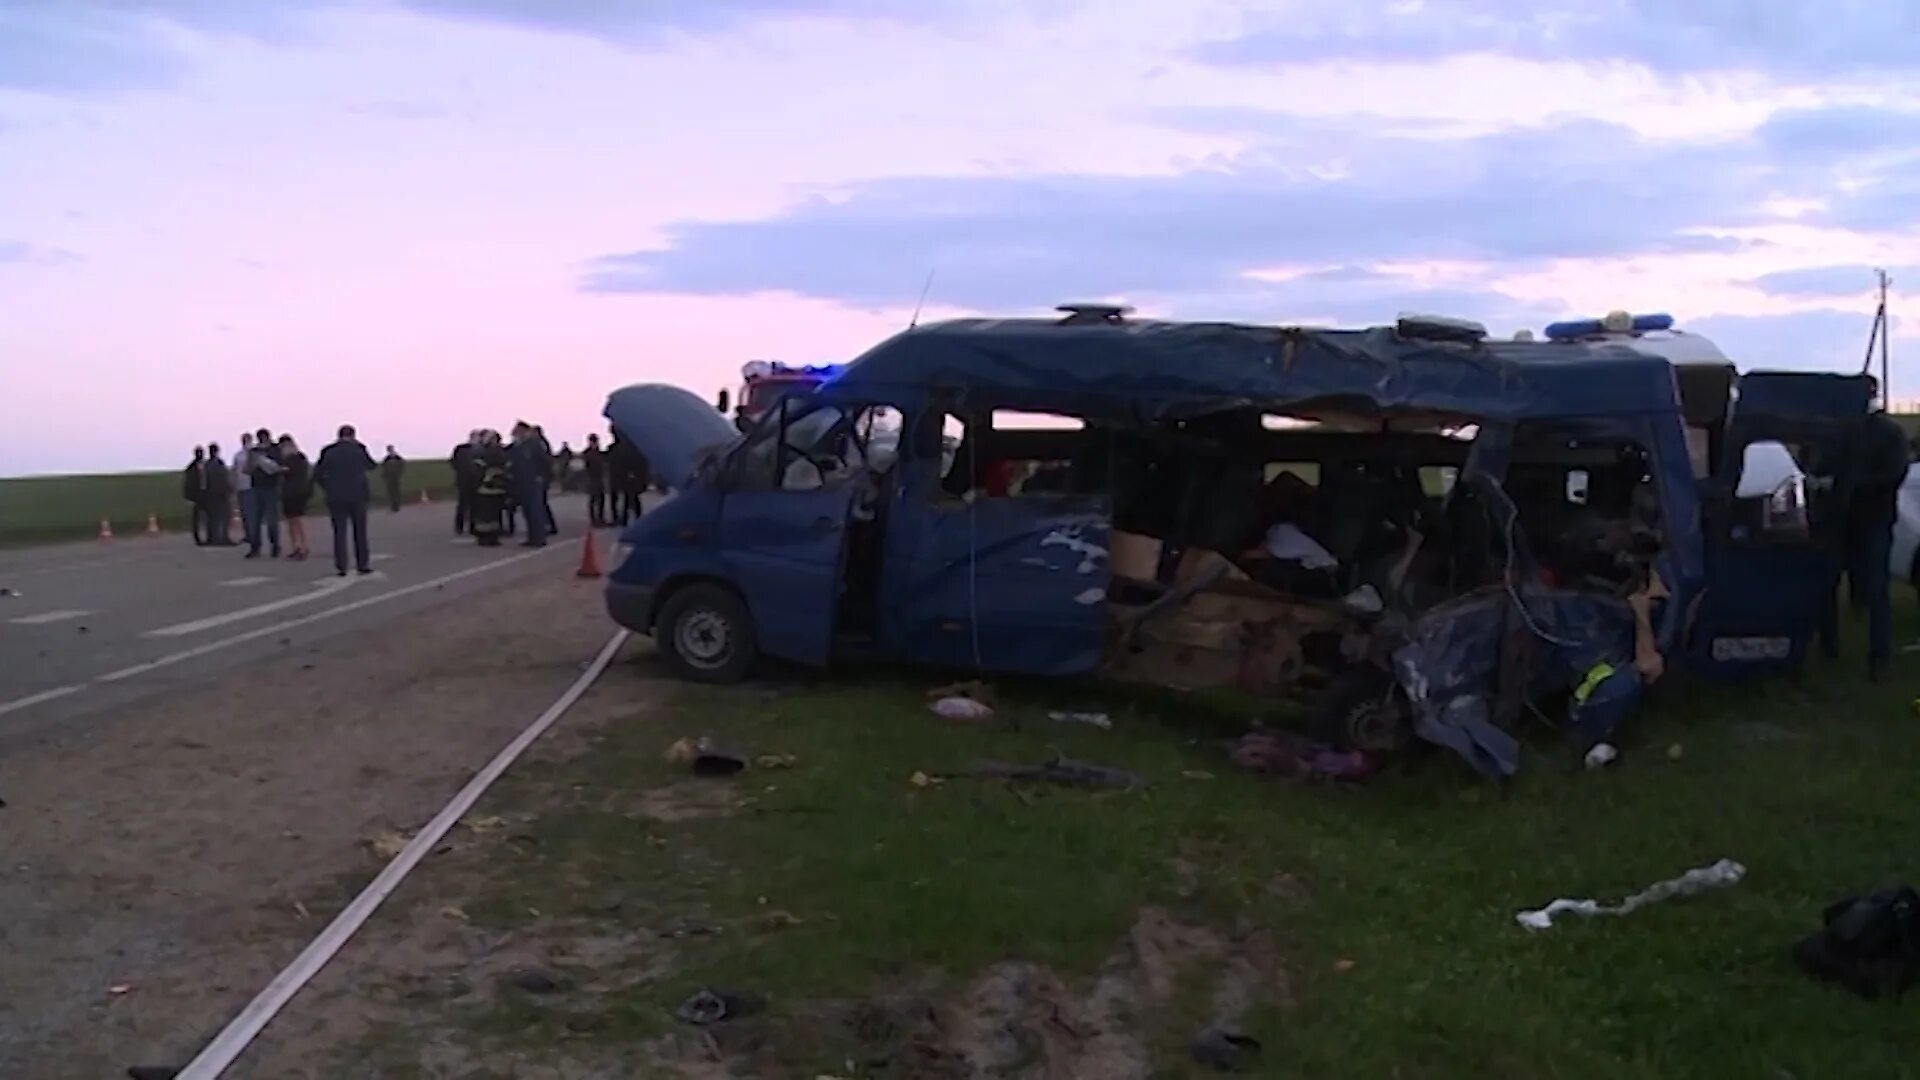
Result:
[716, 402, 863, 667]
[882, 407, 1111, 675]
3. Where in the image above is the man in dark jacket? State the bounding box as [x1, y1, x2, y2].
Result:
[508, 422, 550, 547]
[182, 447, 211, 545]
[534, 425, 558, 536]
[313, 424, 378, 575]
[608, 432, 650, 526]
[204, 442, 234, 545]
[247, 427, 285, 559]
[582, 434, 608, 527]
[381, 446, 407, 513]
[1845, 398, 1912, 680]
[451, 432, 479, 535]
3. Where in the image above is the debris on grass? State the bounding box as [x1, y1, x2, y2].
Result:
[1791, 885, 1920, 1000]
[755, 753, 798, 770]
[675, 987, 762, 1026]
[928, 680, 995, 707]
[365, 830, 410, 860]
[946, 755, 1145, 791]
[1516, 857, 1746, 931]
[1229, 731, 1371, 783]
[1048, 710, 1113, 730]
[1584, 742, 1620, 770]
[750, 908, 804, 933]
[930, 696, 994, 722]
[501, 966, 570, 995]
[1188, 1027, 1262, 1072]
[666, 736, 750, 776]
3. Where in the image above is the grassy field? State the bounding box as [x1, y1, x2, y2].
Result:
[0, 460, 459, 547]
[340, 609, 1920, 1078]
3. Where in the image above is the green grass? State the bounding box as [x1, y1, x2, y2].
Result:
[409, 621, 1920, 1078]
[0, 461, 458, 547]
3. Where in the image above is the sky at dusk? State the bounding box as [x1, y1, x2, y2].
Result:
[2, 0, 1918, 475]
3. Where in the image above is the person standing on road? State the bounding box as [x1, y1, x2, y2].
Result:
[381, 445, 407, 512]
[508, 422, 550, 548]
[1843, 391, 1912, 681]
[582, 433, 608, 527]
[313, 424, 378, 575]
[472, 431, 511, 547]
[232, 433, 256, 552]
[534, 424, 559, 537]
[182, 446, 211, 546]
[609, 432, 650, 526]
[555, 441, 576, 493]
[451, 431, 479, 536]
[205, 441, 234, 545]
[246, 427, 285, 559]
[279, 434, 313, 561]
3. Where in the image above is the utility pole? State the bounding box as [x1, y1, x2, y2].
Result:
[1863, 268, 1891, 404]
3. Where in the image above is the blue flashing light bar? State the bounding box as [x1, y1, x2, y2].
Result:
[1544, 312, 1676, 341]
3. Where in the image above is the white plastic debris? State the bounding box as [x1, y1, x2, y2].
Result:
[1048, 710, 1113, 730]
[1341, 585, 1383, 615]
[1583, 742, 1619, 770]
[1515, 857, 1746, 931]
[931, 696, 994, 722]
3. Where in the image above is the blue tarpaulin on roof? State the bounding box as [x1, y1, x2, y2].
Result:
[824, 319, 1687, 423]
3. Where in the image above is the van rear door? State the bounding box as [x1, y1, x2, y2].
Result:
[1688, 372, 1871, 676]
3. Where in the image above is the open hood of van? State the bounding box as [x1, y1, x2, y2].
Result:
[603, 383, 741, 489]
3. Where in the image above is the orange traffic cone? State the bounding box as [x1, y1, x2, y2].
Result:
[97, 518, 113, 542]
[145, 513, 161, 538]
[576, 529, 603, 579]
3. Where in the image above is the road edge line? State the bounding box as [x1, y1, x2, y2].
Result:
[174, 628, 632, 1079]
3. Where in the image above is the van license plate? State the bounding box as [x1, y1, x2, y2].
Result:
[1711, 636, 1792, 662]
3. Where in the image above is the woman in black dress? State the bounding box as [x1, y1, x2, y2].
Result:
[278, 435, 314, 560]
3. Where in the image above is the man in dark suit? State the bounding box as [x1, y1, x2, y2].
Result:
[204, 442, 234, 545]
[451, 432, 479, 535]
[508, 422, 550, 548]
[582, 433, 608, 527]
[182, 447, 211, 545]
[312, 424, 379, 575]
[1846, 392, 1912, 680]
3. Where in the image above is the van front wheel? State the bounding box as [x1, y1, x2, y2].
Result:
[657, 584, 757, 684]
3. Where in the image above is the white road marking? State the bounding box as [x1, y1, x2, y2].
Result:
[312, 571, 388, 585]
[94, 545, 563, 685]
[7, 608, 94, 625]
[0, 684, 83, 717]
[219, 576, 273, 587]
[175, 629, 630, 1080]
[145, 576, 361, 638]
[372, 553, 395, 562]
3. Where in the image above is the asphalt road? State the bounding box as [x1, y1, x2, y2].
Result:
[0, 493, 614, 747]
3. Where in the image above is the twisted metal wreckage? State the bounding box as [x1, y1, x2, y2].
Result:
[604, 308, 1871, 778]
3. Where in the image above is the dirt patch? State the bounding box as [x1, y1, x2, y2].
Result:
[632, 780, 741, 822]
[636, 907, 1292, 1079]
[0, 574, 643, 1079]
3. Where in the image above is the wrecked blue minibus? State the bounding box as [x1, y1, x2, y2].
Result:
[603, 309, 1853, 775]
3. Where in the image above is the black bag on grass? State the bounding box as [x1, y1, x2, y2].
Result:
[1791, 886, 1920, 1000]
